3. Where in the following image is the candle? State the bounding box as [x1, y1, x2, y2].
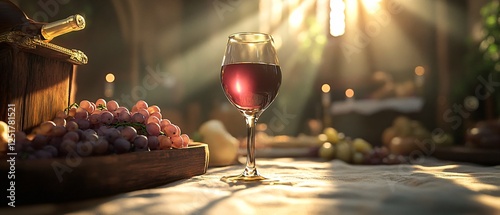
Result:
[321, 84, 332, 127]
[414, 66, 425, 96]
[321, 84, 331, 106]
[105, 73, 115, 98]
[345, 88, 354, 102]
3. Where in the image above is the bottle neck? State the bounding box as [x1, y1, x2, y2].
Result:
[40, 15, 85, 40]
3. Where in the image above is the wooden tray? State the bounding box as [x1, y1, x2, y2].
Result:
[433, 146, 500, 166]
[0, 143, 209, 205]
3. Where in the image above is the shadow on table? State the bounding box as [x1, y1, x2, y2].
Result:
[372, 172, 499, 215]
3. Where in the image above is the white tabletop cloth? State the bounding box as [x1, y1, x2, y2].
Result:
[331, 97, 424, 115]
[3, 158, 500, 215]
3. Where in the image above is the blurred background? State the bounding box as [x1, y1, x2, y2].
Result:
[9, 0, 500, 147]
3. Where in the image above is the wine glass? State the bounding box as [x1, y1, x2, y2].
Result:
[220, 32, 282, 182]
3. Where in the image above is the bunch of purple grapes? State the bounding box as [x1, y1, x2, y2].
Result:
[362, 146, 406, 165]
[15, 99, 190, 160]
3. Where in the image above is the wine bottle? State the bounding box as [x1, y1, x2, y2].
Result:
[40, 14, 85, 40]
[0, 0, 85, 40]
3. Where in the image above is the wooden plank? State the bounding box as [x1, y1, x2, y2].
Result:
[0, 45, 73, 132]
[22, 51, 73, 131]
[0, 44, 27, 132]
[433, 146, 500, 166]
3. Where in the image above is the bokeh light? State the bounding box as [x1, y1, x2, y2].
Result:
[361, 0, 382, 14]
[330, 0, 346, 37]
[105, 73, 115, 83]
[322, 84, 331, 93]
[415, 66, 425, 76]
[345, 88, 355, 98]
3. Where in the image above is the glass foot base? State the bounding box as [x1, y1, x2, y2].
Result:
[220, 174, 294, 185]
[220, 174, 269, 182]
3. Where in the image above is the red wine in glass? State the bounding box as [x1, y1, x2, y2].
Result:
[221, 63, 282, 111]
[220, 32, 285, 183]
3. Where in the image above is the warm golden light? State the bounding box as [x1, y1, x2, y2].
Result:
[415, 66, 425, 76]
[345, 88, 354, 98]
[321, 84, 331, 93]
[361, 0, 382, 14]
[323, 142, 332, 149]
[330, 0, 346, 37]
[259, 0, 271, 33]
[415, 165, 500, 195]
[104, 73, 115, 98]
[105, 73, 115, 83]
[288, 0, 302, 29]
[273, 35, 283, 50]
[345, 0, 359, 25]
[317, 0, 329, 33]
[318, 133, 328, 142]
[271, 0, 282, 26]
[289, 9, 304, 29]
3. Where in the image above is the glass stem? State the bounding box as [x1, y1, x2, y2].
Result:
[243, 114, 259, 176]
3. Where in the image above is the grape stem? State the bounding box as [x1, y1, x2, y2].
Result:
[96, 104, 106, 111]
[64, 103, 79, 114]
